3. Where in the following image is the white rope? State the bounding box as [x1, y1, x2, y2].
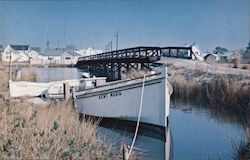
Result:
[127, 74, 146, 159]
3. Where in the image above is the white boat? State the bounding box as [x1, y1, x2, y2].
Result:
[9, 66, 172, 128]
[9, 80, 49, 98]
[77, 66, 171, 128]
[9, 79, 91, 98]
[9, 76, 108, 98]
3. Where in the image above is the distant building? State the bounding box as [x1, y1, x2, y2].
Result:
[203, 51, 236, 63]
[0, 44, 44, 63]
[75, 47, 102, 57]
[191, 44, 203, 61]
[1, 45, 30, 62]
[217, 51, 235, 63]
[204, 53, 218, 64]
[42, 48, 66, 64]
[0, 45, 101, 65]
[41, 48, 80, 65]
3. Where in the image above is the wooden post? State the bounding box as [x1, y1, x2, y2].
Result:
[8, 52, 12, 106]
[63, 83, 70, 101]
[122, 144, 128, 160]
[71, 87, 77, 108]
[8, 52, 12, 81]
[118, 63, 121, 80]
[16, 68, 21, 80]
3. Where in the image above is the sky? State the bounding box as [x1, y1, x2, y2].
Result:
[0, 0, 249, 52]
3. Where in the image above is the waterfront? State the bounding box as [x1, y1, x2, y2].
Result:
[31, 67, 248, 159]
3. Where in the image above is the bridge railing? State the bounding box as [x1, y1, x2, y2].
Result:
[77, 46, 196, 64]
[161, 47, 193, 59]
[78, 46, 161, 62]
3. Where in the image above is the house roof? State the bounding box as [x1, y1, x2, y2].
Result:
[42, 48, 80, 56]
[5, 45, 19, 54]
[10, 45, 30, 51]
[42, 48, 69, 56]
[61, 51, 81, 56]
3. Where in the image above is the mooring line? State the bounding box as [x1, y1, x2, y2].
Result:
[127, 74, 146, 159]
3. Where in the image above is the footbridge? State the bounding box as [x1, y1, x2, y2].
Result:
[76, 46, 196, 80]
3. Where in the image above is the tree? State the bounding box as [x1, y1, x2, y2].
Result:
[246, 42, 250, 51]
[213, 46, 229, 54]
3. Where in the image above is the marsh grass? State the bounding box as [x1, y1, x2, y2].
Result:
[170, 73, 250, 114]
[19, 70, 37, 82]
[233, 53, 241, 69]
[0, 70, 141, 159]
[0, 71, 8, 92]
[126, 70, 147, 79]
[232, 137, 250, 160]
[0, 101, 127, 159]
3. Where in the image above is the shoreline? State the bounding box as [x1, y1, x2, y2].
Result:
[0, 61, 75, 69]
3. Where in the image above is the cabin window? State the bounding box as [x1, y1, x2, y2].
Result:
[48, 57, 53, 60]
[65, 57, 71, 60]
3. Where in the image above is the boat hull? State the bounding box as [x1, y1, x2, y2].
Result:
[77, 67, 170, 127]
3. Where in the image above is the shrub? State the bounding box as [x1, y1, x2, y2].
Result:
[233, 53, 241, 68]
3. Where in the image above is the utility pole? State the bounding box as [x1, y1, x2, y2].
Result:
[115, 31, 118, 51]
[110, 41, 113, 51]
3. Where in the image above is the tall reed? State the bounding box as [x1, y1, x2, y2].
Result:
[170, 74, 250, 115]
[0, 101, 122, 159]
[233, 53, 241, 68]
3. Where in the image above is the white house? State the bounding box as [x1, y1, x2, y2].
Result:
[26, 49, 47, 64]
[190, 44, 204, 61]
[1, 45, 30, 62]
[0, 45, 101, 65]
[41, 48, 81, 65]
[75, 47, 102, 57]
[61, 51, 81, 65]
[42, 48, 65, 64]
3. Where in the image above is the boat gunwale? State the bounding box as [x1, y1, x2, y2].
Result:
[76, 79, 163, 99]
[78, 71, 162, 92]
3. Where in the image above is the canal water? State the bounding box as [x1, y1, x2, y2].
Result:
[29, 67, 247, 159]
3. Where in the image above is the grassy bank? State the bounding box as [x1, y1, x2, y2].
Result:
[170, 73, 250, 114]
[0, 101, 121, 159]
[165, 59, 250, 116]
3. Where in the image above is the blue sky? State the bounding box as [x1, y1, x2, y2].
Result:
[0, 0, 249, 52]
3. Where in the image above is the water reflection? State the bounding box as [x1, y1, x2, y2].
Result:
[97, 119, 173, 160]
[22, 67, 82, 82]
[171, 98, 247, 159]
[171, 98, 249, 128]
